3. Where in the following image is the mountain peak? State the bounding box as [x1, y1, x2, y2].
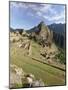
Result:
[37, 21, 47, 31]
[39, 21, 45, 26]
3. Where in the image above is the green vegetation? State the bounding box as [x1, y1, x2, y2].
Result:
[55, 50, 65, 64]
[11, 83, 22, 89]
[10, 21, 66, 88]
[10, 41, 65, 86]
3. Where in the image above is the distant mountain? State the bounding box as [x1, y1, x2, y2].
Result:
[10, 27, 15, 32]
[26, 21, 54, 48]
[48, 23, 66, 49]
[26, 21, 65, 49]
[10, 22, 66, 49]
[10, 27, 24, 32]
[48, 23, 66, 33]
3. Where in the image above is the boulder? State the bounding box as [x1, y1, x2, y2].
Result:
[10, 64, 24, 88]
[32, 79, 45, 87]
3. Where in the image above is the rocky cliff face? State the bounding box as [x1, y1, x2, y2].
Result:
[48, 23, 66, 49]
[10, 21, 65, 49]
[26, 22, 65, 49]
[52, 31, 65, 49]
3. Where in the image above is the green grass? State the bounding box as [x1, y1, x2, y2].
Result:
[10, 83, 23, 89]
[10, 41, 65, 86]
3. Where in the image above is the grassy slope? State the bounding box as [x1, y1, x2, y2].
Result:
[10, 40, 65, 86]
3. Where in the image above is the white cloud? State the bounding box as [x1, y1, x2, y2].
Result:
[33, 5, 65, 24]
[10, 2, 28, 9]
[40, 4, 52, 13]
[10, 2, 65, 24]
[27, 12, 34, 16]
[47, 11, 65, 21]
[36, 11, 42, 16]
[43, 15, 49, 19]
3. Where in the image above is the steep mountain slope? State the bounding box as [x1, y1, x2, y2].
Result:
[10, 33, 65, 88]
[10, 22, 65, 49]
[10, 22, 66, 88]
[48, 23, 65, 33]
[26, 22, 65, 49]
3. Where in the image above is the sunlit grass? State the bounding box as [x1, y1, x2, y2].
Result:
[10, 41, 65, 86]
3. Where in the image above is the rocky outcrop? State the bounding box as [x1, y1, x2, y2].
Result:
[10, 22, 65, 49]
[10, 64, 24, 88]
[27, 21, 65, 49]
[28, 21, 53, 48]
[10, 64, 45, 88]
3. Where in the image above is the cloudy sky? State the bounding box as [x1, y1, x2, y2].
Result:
[10, 2, 65, 30]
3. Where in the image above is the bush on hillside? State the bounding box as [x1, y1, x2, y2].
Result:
[55, 51, 65, 64]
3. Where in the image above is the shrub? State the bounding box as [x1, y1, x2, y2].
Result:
[55, 51, 65, 64]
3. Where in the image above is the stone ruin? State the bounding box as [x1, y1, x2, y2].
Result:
[10, 31, 32, 56]
[10, 64, 45, 88]
[18, 40, 32, 56]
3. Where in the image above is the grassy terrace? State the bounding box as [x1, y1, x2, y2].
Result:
[10, 41, 65, 86]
